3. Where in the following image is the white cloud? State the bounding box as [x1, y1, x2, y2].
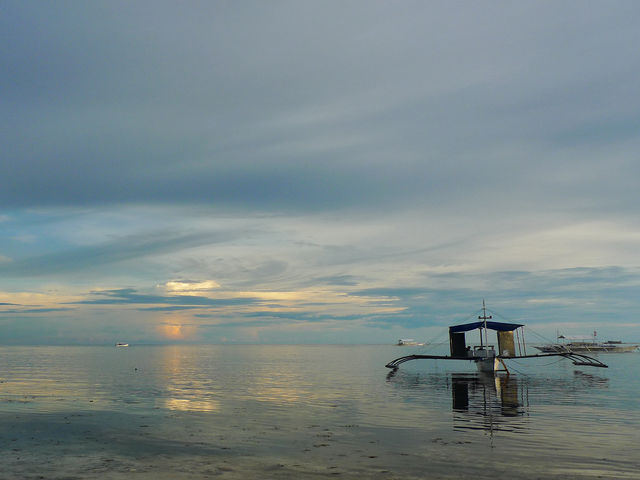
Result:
[163, 280, 221, 295]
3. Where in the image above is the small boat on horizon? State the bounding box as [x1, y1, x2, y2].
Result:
[115, 342, 129, 347]
[396, 338, 424, 346]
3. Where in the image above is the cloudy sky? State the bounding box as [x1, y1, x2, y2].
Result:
[2, 1, 640, 344]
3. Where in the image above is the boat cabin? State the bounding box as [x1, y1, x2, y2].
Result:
[449, 320, 525, 359]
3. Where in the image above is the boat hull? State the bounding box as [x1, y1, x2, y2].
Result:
[475, 357, 500, 373]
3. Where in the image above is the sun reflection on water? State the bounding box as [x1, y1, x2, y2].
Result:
[157, 346, 221, 412]
[163, 396, 220, 412]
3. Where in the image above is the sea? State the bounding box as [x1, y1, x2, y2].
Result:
[1, 344, 639, 479]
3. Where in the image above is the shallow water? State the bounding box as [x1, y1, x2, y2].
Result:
[1, 345, 639, 479]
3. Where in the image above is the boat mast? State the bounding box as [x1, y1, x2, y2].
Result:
[479, 299, 491, 348]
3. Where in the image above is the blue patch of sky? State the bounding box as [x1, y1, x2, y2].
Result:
[74, 288, 262, 307]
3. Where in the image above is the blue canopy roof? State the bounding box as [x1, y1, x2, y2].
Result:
[449, 321, 523, 333]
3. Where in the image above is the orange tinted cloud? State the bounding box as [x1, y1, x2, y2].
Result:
[158, 323, 196, 340]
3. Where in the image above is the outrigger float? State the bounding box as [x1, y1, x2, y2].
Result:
[386, 301, 608, 374]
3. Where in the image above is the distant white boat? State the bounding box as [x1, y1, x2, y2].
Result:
[396, 339, 424, 346]
[115, 343, 129, 347]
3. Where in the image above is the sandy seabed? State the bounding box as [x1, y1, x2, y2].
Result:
[2, 407, 637, 480]
[1, 409, 468, 480]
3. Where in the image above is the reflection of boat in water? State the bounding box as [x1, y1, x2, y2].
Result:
[386, 370, 609, 433]
[397, 339, 424, 346]
[386, 301, 608, 374]
[115, 343, 129, 347]
[386, 370, 528, 432]
[535, 332, 638, 353]
[451, 374, 523, 423]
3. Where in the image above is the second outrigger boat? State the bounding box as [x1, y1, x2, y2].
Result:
[535, 332, 638, 353]
[386, 301, 608, 374]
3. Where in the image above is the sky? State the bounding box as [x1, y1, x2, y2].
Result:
[2, 0, 640, 345]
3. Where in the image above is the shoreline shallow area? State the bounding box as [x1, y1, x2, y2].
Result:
[5, 410, 634, 480]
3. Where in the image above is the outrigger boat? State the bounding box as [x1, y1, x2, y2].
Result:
[386, 301, 608, 374]
[535, 332, 638, 353]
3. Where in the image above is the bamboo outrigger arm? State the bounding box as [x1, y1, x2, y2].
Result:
[385, 351, 608, 370]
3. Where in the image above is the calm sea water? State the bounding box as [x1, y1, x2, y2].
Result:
[1, 345, 639, 479]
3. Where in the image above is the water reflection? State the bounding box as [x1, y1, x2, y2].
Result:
[163, 396, 220, 413]
[159, 346, 221, 412]
[449, 374, 526, 432]
[452, 375, 521, 414]
[386, 369, 609, 433]
[156, 346, 325, 412]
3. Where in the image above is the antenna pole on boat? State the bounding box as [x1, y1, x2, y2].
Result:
[479, 299, 492, 348]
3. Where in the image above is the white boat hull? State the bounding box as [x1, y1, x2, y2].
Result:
[476, 357, 499, 373]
